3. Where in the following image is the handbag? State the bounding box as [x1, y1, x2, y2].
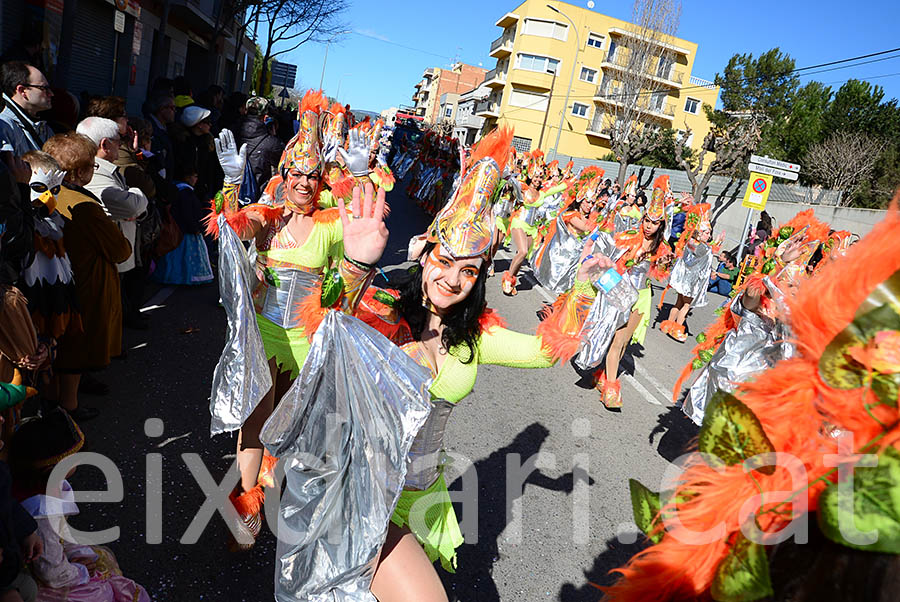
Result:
[153, 204, 184, 257]
[139, 200, 163, 249]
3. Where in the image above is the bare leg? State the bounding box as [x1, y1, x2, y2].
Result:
[236, 358, 293, 492]
[674, 296, 694, 325]
[370, 523, 448, 602]
[667, 294, 687, 322]
[58, 373, 81, 412]
[509, 228, 532, 277]
[605, 309, 644, 380]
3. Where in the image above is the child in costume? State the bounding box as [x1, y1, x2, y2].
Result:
[539, 175, 674, 409]
[152, 166, 214, 285]
[10, 409, 151, 602]
[659, 203, 722, 342]
[206, 90, 382, 549]
[605, 202, 900, 602]
[674, 210, 829, 425]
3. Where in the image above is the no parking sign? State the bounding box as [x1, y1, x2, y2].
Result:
[742, 172, 773, 210]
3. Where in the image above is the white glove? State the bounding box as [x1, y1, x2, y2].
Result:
[322, 133, 340, 164]
[337, 128, 370, 177]
[214, 129, 248, 185]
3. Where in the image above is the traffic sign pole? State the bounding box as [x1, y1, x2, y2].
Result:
[735, 207, 755, 265]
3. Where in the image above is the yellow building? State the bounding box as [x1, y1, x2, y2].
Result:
[477, 0, 720, 158]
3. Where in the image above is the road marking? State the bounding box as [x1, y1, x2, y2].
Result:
[140, 286, 176, 312]
[634, 363, 673, 405]
[494, 250, 670, 406]
[622, 374, 662, 406]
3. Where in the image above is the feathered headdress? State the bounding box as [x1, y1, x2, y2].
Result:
[429, 127, 513, 258]
[607, 200, 900, 602]
[623, 174, 638, 197]
[647, 175, 669, 221]
[279, 90, 328, 175]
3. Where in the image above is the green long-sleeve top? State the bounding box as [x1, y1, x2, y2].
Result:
[403, 326, 555, 404]
[524, 182, 567, 208]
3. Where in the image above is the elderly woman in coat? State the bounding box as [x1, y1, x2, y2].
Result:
[43, 132, 131, 422]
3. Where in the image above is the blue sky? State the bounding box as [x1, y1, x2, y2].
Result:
[275, 0, 900, 113]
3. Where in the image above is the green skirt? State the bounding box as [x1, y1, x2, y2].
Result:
[391, 473, 464, 572]
[255, 313, 311, 379]
[631, 286, 652, 345]
[509, 217, 538, 239]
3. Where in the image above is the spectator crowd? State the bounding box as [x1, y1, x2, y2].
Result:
[0, 58, 296, 601]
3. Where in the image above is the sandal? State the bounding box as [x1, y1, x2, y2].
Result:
[602, 378, 622, 409]
[501, 271, 518, 296]
[227, 486, 264, 552]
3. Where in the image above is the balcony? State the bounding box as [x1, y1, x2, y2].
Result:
[456, 113, 484, 128]
[593, 87, 676, 121]
[495, 12, 519, 28]
[490, 34, 514, 58]
[483, 68, 507, 88]
[600, 52, 683, 87]
[475, 99, 500, 118]
[585, 112, 612, 139]
[510, 68, 555, 90]
[607, 27, 690, 56]
[424, 68, 435, 77]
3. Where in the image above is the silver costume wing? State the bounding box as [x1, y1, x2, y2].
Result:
[669, 242, 716, 308]
[209, 215, 273, 436]
[260, 311, 432, 602]
[533, 215, 587, 295]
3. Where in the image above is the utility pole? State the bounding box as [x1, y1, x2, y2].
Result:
[537, 68, 558, 150]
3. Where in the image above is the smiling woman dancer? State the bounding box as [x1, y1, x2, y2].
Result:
[206, 89, 380, 550]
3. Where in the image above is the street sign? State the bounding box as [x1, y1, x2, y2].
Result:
[747, 163, 799, 181]
[742, 172, 773, 210]
[270, 61, 297, 89]
[278, 87, 290, 99]
[114, 10, 126, 33]
[749, 154, 800, 173]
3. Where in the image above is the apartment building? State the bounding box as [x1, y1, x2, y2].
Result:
[411, 62, 488, 124]
[477, 0, 719, 158]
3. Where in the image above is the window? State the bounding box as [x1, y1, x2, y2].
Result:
[684, 97, 700, 114]
[516, 53, 559, 75]
[587, 33, 604, 49]
[677, 129, 694, 147]
[512, 136, 532, 152]
[445, 107, 452, 118]
[509, 88, 550, 112]
[607, 40, 618, 61]
[522, 18, 568, 41]
[579, 67, 597, 83]
[656, 56, 674, 79]
[650, 92, 667, 112]
[571, 102, 589, 118]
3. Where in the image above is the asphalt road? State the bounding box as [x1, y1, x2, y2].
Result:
[66, 179, 724, 601]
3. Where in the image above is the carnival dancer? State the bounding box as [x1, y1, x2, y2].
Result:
[262, 128, 607, 601]
[674, 210, 830, 425]
[538, 177, 673, 409]
[502, 171, 567, 296]
[659, 203, 722, 342]
[604, 202, 900, 602]
[532, 170, 603, 294]
[205, 90, 379, 550]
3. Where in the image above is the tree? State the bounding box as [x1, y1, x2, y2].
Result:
[804, 131, 885, 206]
[822, 79, 900, 138]
[674, 118, 761, 198]
[764, 80, 832, 163]
[635, 127, 691, 170]
[600, 0, 682, 187]
[713, 48, 798, 126]
[256, 0, 348, 94]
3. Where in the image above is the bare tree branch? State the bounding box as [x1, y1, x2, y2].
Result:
[589, 0, 681, 186]
[674, 118, 761, 197]
[804, 131, 886, 206]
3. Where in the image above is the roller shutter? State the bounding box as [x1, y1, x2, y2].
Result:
[67, 0, 116, 96]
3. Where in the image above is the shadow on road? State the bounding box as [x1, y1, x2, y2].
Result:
[557, 534, 651, 601]
[648, 405, 699, 463]
[441, 422, 592, 601]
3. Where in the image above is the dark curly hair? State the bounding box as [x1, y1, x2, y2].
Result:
[396, 242, 488, 363]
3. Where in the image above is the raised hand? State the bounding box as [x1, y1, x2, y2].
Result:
[337, 128, 370, 177]
[214, 129, 248, 185]
[322, 133, 340, 164]
[338, 182, 389, 266]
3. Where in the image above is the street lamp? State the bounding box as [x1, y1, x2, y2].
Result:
[319, 29, 351, 90]
[547, 4, 579, 163]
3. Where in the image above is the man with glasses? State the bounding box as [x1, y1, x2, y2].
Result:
[0, 61, 53, 156]
[146, 92, 176, 182]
